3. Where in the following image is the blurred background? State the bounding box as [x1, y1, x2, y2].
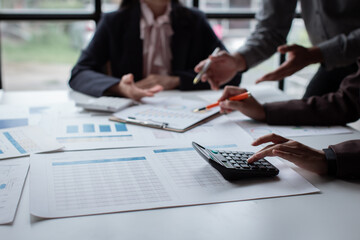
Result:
[0, 0, 317, 98]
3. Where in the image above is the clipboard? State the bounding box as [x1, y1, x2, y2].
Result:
[109, 97, 221, 133]
[109, 112, 221, 133]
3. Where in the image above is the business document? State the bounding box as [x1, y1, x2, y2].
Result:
[235, 119, 353, 139]
[43, 115, 151, 151]
[30, 145, 319, 219]
[0, 126, 63, 160]
[0, 106, 28, 129]
[113, 96, 219, 131]
[0, 158, 29, 224]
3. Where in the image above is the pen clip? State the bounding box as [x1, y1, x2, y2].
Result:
[126, 117, 169, 129]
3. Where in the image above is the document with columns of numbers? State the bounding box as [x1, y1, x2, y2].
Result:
[30, 144, 319, 219]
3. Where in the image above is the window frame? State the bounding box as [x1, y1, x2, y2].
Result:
[0, 0, 300, 90]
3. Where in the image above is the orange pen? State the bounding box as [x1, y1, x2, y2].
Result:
[193, 92, 251, 112]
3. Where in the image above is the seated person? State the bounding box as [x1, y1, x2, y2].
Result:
[217, 62, 360, 178]
[69, 0, 241, 101]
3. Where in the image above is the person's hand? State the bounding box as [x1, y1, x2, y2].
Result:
[111, 73, 163, 101]
[135, 74, 180, 90]
[247, 133, 328, 175]
[256, 44, 323, 84]
[218, 86, 266, 121]
[194, 51, 247, 90]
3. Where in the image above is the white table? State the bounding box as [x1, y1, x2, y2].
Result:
[1, 89, 360, 240]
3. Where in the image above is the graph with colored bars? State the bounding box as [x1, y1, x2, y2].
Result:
[66, 122, 128, 134]
[56, 122, 133, 143]
[1, 131, 38, 155]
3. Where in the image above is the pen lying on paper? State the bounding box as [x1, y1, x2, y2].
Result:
[193, 47, 220, 85]
[193, 91, 251, 112]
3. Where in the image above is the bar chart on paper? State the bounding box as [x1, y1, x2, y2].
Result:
[53, 117, 149, 151]
[62, 122, 129, 139]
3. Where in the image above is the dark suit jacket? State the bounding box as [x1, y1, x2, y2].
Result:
[69, 2, 241, 97]
[264, 62, 360, 178]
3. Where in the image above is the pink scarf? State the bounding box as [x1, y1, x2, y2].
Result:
[140, 0, 173, 77]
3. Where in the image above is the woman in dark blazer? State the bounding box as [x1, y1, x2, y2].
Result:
[69, 0, 241, 100]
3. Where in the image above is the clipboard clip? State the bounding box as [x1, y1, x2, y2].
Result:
[126, 117, 169, 129]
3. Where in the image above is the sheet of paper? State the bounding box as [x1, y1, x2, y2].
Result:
[30, 145, 319, 219]
[0, 106, 29, 129]
[113, 96, 219, 130]
[235, 119, 353, 139]
[0, 126, 63, 160]
[147, 115, 253, 148]
[197, 85, 292, 105]
[0, 158, 29, 224]
[41, 114, 154, 151]
[246, 85, 293, 104]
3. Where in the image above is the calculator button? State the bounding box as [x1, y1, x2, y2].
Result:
[217, 155, 228, 162]
[226, 157, 232, 160]
[233, 163, 240, 168]
[222, 161, 235, 169]
[229, 160, 236, 164]
[233, 157, 240, 161]
[222, 153, 228, 156]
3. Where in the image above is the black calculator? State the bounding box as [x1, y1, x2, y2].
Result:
[192, 142, 279, 180]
